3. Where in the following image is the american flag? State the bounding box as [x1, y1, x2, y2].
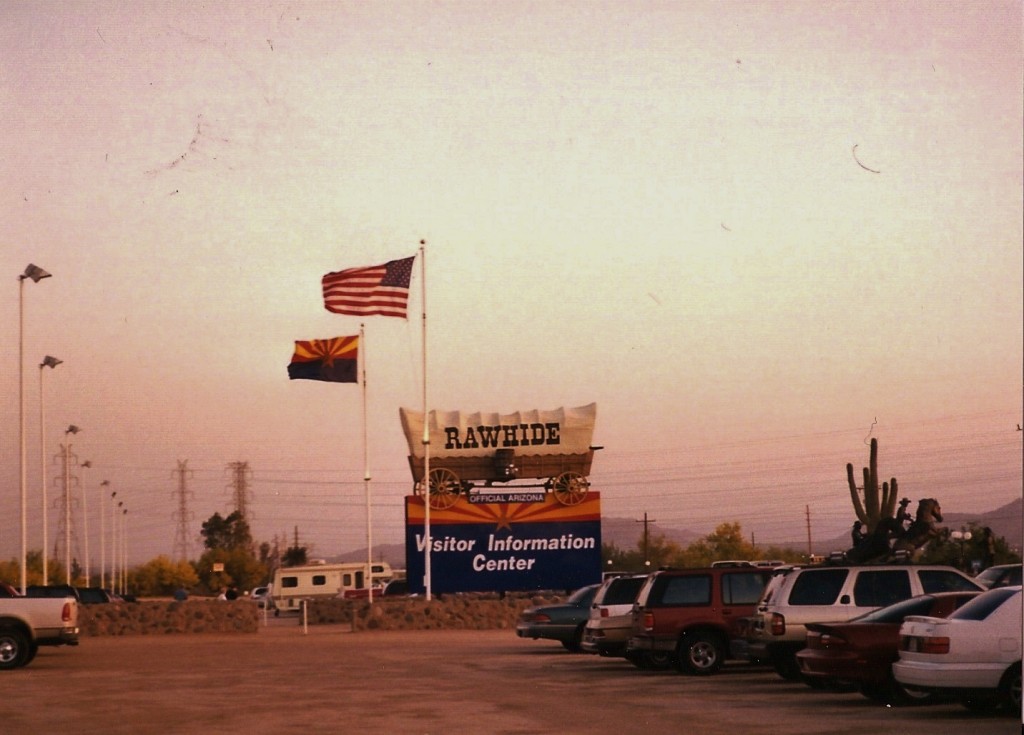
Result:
[321, 256, 415, 318]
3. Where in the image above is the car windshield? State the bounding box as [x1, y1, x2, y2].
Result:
[949, 587, 1019, 621]
[602, 577, 646, 605]
[975, 565, 1022, 589]
[758, 573, 789, 605]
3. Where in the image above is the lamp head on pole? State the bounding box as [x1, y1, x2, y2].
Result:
[41, 355, 62, 369]
[66, 424, 81, 436]
[21, 264, 52, 282]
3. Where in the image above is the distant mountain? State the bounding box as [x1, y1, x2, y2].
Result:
[337, 543, 407, 569]
[600, 499, 1021, 556]
[337, 498, 1021, 569]
[600, 515, 702, 551]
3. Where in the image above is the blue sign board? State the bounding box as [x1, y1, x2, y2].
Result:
[404, 492, 602, 594]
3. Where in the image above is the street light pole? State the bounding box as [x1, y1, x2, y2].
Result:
[121, 508, 128, 595]
[100, 481, 110, 589]
[80, 460, 92, 587]
[113, 500, 123, 593]
[63, 425, 80, 584]
[18, 263, 51, 593]
[39, 355, 61, 586]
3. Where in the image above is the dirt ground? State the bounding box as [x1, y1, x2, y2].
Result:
[1, 622, 1020, 735]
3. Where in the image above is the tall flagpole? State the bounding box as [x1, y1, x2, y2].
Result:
[361, 323, 374, 603]
[420, 240, 431, 601]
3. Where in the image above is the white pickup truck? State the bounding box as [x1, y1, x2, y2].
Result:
[0, 582, 80, 669]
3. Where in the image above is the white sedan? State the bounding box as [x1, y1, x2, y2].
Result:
[893, 585, 1021, 713]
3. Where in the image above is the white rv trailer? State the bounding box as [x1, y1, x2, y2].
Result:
[271, 561, 394, 613]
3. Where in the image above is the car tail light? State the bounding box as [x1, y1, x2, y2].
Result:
[533, 613, 551, 623]
[62, 602, 73, 622]
[601, 608, 609, 618]
[770, 613, 785, 636]
[900, 635, 950, 654]
[643, 611, 655, 632]
[815, 632, 846, 649]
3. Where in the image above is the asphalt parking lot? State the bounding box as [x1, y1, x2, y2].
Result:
[1, 624, 1019, 734]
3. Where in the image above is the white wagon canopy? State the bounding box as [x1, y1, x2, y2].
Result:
[399, 403, 599, 508]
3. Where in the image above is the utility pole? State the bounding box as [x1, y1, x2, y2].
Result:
[227, 461, 252, 520]
[171, 460, 195, 562]
[805, 505, 813, 560]
[636, 512, 656, 567]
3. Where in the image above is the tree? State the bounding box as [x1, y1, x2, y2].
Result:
[195, 547, 267, 594]
[200, 511, 253, 551]
[281, 545, 308, 567]
[604, 523, 804, 573]
[1, 551, 67, 587]
[602, 542, 645, 573]
[917, 523, 1021, 571]
[678, 522, 759, 567]
[195, 511, 266, 593]
[130, 556, 199, 597]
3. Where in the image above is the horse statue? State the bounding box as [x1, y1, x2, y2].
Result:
[844, 497, 943, 564]
[892, 498, 944, 559]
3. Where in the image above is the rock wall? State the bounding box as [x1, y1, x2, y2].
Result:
[78, 592, 566, 636]
[79, 600, 260, 636]
[305, 592, 555, 631]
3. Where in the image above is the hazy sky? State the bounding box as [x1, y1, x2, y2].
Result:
[2, 1, 1021, 568]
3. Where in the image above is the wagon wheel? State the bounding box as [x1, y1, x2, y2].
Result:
[422, 467, 461, 510]
[551, 472, 588, 506]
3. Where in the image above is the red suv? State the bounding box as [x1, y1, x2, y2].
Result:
[626, 567, 771, 675]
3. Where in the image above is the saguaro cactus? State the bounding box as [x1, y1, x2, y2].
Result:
[846, 438, 899, 533]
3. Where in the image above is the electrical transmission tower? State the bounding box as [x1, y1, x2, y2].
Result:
[54, 441, 82, 584]
[171, 460, 195, 561]
[227, 461, 253, 520]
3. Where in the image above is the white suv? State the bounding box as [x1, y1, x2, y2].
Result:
[581, 574, 647, 657]
[743, 564, 982, 679]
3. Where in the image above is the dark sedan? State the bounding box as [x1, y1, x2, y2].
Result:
[796, 591, 980, 704]
[516, 584, 600, 652]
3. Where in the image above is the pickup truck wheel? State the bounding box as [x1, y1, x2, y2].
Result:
[0, 627, 31, 669]
[677, 632, 724, 675]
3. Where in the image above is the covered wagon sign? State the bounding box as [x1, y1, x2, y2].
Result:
[400, 404, 602, 593]
[399, 403, 598, 509]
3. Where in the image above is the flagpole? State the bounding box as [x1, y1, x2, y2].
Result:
[420, 240, 431, 601]
[361, 323, 374, 603]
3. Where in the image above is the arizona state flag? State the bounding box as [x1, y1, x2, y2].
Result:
[287, 336, 358, 383]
